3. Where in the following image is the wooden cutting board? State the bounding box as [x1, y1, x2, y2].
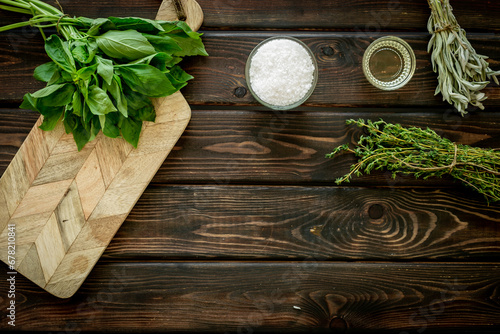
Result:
[0, 0, 203, 298]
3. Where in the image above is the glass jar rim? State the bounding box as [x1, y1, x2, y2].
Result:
[245, 36, 319, 110]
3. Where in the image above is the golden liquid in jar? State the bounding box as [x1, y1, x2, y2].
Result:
[368, 47, 404, 82]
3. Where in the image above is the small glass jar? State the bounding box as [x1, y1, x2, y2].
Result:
[362, 36, 416, 91]
[245, 36, 318, 110]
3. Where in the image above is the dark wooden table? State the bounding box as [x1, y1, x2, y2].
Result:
[1, 0, 500, 332]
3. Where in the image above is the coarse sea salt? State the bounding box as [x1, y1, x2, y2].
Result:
[248, 38, 316, 107]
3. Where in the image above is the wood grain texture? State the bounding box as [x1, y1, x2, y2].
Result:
[195, 0, 500, 31]
[2, 0, 499, 31]
[0, 0, 499, 332]
[1, 261, 499, 332]
[3, 109, 499, 186]
[180, 32, 500, 108]
[101, 185, 500, 261]
[2, 31, 500, 107]
[0, 0, 202, 298]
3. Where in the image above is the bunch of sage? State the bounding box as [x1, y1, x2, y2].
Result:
[426, 0, 499, 115]
[0, 0, 207, 150]
[326, 119, 500, 203]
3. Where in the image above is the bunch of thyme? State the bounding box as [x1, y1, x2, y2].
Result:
[326, 119, 500, 203]
[427, 0, 500, 115]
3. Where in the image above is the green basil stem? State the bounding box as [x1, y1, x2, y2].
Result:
[0, 4, 31, 14]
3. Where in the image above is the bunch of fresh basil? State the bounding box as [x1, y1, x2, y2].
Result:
[19, 17, 207, 150]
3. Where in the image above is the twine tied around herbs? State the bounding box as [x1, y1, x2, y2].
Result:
[433, 24, 468, 50]
[398, 144, 458, 173]
[56, 14, 69, 35]
[327, 119, 500, 203]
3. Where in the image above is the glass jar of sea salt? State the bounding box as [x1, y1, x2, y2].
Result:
[245, 36, 318, 110]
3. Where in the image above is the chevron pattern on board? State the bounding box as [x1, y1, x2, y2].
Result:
[0, 89, 192, 298]
[0, 0, 204, 298]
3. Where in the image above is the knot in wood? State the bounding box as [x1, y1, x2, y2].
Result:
[368, 204, 384, 220]
[322, 46, 335, 56]
[234, 86, 247, 98]
[329, 316, 348, 331]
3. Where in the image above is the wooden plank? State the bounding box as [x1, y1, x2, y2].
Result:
[1, 261, 498, 332]
[102, 185, 500, 261]
[2, 0, 500, 31]
[2, 109, 499, 185]
[0, 0, 202, 298]
[181, 32, 500, 108]
[2, 31, 500, 107]
[196, 0, 500, 31]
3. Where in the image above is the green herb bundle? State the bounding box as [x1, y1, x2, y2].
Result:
[427, 0, 500, 115]
[326, 119, 500, 203]
[0, 0, 207, 150]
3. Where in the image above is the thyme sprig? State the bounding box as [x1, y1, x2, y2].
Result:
[427, 0, 500, 115]
[326, 119, 500, 203]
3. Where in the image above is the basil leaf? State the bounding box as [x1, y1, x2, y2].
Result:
[142, 33, 182, 54]
[164, 56, 183, 68]
[39, 106, 64, 131]
[108, 17, 164, 34]
[19, 93, 38, 111]
[34, 62, 58, 82]
[71, 39, 98, 64]
[90, 116, 101, 142]
[72, 91, 83, 117]
[96, 56, 114, 85]
[165, 65, 193, 91]
[99, 112, 120, 138]
[87, 85, 117, 115]
[167, 31, 208, 57]
[117, 64, 176, 97]
[133, 104, 155, 122]
[47, 69, 62, 85]
[45, 34, 76, 74]
[121, 117, 142, 148]
[76, 63, 98, 82]
[96, 29, 156, 61]
[129, 52, 173, 72]
[124, 86, 152, 110]
[103, 75, 128, 117]
[72, 119, 92, 151]
[32, 83, 76, 107]
[86, 18, 114, 36]
[63, 107, 78, 134]
[157, 21, 208, 57]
